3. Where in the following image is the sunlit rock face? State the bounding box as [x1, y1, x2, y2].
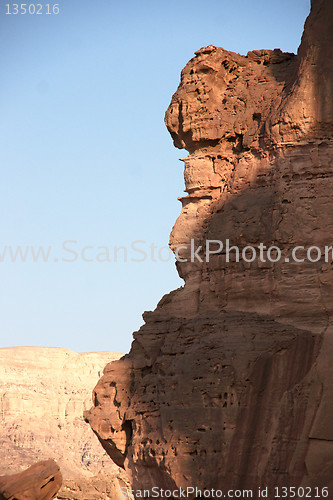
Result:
[0, 460, 62, 500]
[86, 0, 333, 494]
[0, 347, 126, 499]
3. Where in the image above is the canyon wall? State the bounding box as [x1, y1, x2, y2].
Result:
[86, 0, 333, 494]
[0, 347, 127, 499]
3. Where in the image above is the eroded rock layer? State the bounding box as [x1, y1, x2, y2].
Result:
[86, 0, 333, 494]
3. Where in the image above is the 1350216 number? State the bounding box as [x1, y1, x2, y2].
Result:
[5, 4, 60, 15]
[274, 486, 329, 498]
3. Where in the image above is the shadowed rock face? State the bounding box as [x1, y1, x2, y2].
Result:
[86, 0, 333, 494]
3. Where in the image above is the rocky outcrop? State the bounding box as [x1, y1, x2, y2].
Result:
[0, 347, 124, 499]
[86, 0, 333, 494]
[0, 460, 62, 500]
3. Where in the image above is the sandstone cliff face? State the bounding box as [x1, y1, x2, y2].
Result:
[0, 347, 125, 499]
[86, 0, 333, 493]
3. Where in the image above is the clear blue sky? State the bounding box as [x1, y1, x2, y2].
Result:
[0, 0, 310, 353]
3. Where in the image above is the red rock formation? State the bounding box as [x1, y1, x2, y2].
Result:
[86, 0, 333, 495]
[0, 460, 62, 500]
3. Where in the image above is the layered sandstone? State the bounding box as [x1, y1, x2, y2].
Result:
[0, 347, 125, 499]
[86, 0, 333, 494]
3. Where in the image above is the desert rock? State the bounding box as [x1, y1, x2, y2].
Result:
[86, 0, 333, 495]
[0, 460, 62, 500]
[0, 347, 124, 499]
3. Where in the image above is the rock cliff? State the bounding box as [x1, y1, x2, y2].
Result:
[0, 347, 125, 499]
[86, 0, 333, 494]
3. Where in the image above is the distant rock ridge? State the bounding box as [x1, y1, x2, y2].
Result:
[86, 0, 333, 494]
[0, 347, 126, 499]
